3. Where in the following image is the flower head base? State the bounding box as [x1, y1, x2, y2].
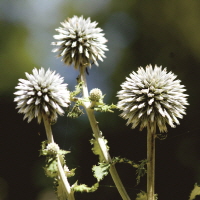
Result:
[52, 16, 108, 69]
[117, 65, 189, 133]
[14, 68, 70, 124]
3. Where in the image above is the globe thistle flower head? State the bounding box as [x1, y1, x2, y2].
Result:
[14, 68, 70, 124]
[52, 15, 108, 69]
[89, 88, 103, 102]
[46, 142, 60, 155]
[117, 65, 189, 133]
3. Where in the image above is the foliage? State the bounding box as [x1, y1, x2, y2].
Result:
[70, 81, 83, 98]
[72, 182, 99, 193]
[92, 162, 110, 182]
[90, 136, 109, 162]
[189, 183, 200, 200]
[67, 103, 84, 118]
[94, 103, 117, 113]
[135, 191, 158, 200]
[112, 157, 147, 185]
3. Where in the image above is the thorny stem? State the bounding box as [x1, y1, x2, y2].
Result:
[147, 123, 156, 200]
[79, 67, 130, 200]
[42, 114, 75, 200]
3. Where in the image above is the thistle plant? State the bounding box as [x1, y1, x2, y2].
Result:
[14, 68, 75, 200]
[117, 65, 189, 200]
[53, 15, 130, 200]
[14, 15, 192, 200]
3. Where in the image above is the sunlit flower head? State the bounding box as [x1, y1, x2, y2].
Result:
[117, 65, 189, 133]
[52, 15, 108, 69]
[14, 68, 70, 124]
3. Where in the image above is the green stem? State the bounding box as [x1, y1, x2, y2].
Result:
[79, 67, 130, 200]
[43, 114, 54, 143]
[42, 114, 75, 200]
[147, 123, 156, 200]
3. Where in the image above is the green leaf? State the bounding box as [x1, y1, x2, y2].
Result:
[136, 191, 147, 200]
[55, 178, 69, 200]
[135, 159, 147, 185]
[65, 168, 76, 178]
[189, 183, 200, 200]
[70, 82, 83, 98]
[92, 162, 110, 182]
[136, 191, 158, 200]
[39, 140, 48, 156]
[44, 158, 58, 178]
[112, 157, 147, 185]
[90, 136, 109, 162]
[72, 182, 99, 193]
[94, 103, 117, 113]
[67, 103, 84, 118]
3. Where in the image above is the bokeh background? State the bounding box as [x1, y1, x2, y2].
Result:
[1, 0, 200, 199]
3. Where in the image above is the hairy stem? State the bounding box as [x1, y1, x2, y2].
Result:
[147, 123, 156, 200]
[79, 67, 130, 200]
[42, 114, 75, 200]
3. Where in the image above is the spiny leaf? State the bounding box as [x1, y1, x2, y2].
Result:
[112, 157, 147, 185]
[39, 140, 48, 156]
[70, 81, 83, 98]
[44, 158, 58, 178]
[90, 136, 109, 162]
[94, 103, 117, 113]
[136, 191, 158, 200]
[189, 183, 200, 200]
[55, 178, 69, 200]
[72, 182, 99, 193]
[135, 159, 147, 185]
[112, 156, 138, 167]
[67, 103, 84, 118]
[65, 167, 76, 178]
[136, 191, 147, 200]
[92, 162, 110, 182]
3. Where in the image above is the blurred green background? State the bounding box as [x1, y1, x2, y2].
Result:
[1, 0, 200, 199]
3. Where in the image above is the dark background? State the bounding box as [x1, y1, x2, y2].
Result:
[1, 0, 200, 199]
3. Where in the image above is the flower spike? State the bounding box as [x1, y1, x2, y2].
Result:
[14, 68, 70, 124]
[52, 16, 108, 69]
[117, 64, 189, 133]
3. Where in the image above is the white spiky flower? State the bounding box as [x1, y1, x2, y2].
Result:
[52, 15, 108, 69]
[117, 65, 189, 133]
[14, 68, 70, 124]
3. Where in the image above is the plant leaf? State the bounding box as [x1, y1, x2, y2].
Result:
[56, 178, 69, 200]
[189, 183, 200, 200]
[72, 181, 99, 193]
[92, 162, 110, 182]
[90, 136, 109, 162]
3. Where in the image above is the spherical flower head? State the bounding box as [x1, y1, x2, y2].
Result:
[117, 65, 189, 133]
[89, 88, 103, 102]
[14, 68, 70, 124]
[46, 142, 60, 155]
[52, 15, 108, 69]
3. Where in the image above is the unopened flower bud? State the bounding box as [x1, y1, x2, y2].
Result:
[46, 142, 60, 154]
[89, 88, 103, 102]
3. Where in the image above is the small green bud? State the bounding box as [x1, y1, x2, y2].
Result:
[89, 88, 103, 102]
[46, 142, 60, 155]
